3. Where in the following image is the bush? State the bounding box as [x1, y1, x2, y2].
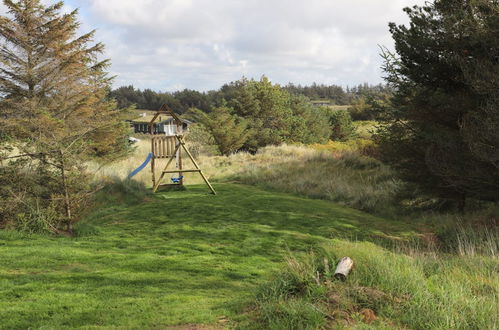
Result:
[0, 162, 66, 234]
[184, 123, 219, 157]
[348, 97, 375, 121]
[9, 203, 62, 235]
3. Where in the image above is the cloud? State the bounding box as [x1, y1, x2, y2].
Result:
[21, 0, 429, 90]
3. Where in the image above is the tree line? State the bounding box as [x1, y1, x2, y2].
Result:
[109, 82, 392, 112]
[112, 77, 366, 155]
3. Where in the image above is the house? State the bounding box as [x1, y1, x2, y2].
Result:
[311, 100, 332, 107]
[129, 113, 191, 136]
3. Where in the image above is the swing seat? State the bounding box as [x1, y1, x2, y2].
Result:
[171, 176, 184, 183]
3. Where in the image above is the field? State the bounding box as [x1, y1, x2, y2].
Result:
[0, 184, 417, 328]
[2, 143, 498, 329]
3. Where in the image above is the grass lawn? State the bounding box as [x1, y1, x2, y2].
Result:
[0, 183, 417, 329]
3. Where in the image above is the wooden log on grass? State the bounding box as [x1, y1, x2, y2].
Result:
[334, 257, 353, 281]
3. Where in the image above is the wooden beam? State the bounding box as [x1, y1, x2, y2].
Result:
[162, 169, 200, 174]
[151, 138, 156, 187]
[177, 135, 216, 195]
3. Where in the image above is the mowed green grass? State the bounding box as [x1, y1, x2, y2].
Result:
[0, 184, 417, 329]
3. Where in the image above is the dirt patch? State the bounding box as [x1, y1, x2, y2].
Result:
[325, 284, 403, 327]
[360, 308, 377, 324]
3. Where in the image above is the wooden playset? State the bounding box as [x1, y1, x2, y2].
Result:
[139, 104, 216, 194]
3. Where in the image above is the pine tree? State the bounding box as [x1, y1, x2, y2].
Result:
[329, 110, 355, 141]
[378, 0, 499, 208]
[0, 0, 129, 232]
[189, 107, 251, 156]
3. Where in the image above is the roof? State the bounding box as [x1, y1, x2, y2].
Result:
[130, 115, 192, 124]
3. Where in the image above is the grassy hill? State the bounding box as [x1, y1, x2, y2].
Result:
[1, 183, 496, 329]
[0, 183, 418, 329]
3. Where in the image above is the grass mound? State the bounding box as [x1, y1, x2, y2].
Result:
[1, 183, 496, 328]
[0, 184, 417, 329]
[242, 241, 498, 329]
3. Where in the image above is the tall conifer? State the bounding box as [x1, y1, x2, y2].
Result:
[0, 0, 129, 232]
[378, 0, 499, 207]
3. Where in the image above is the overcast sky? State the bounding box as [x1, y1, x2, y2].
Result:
[7, 0, 426, 91]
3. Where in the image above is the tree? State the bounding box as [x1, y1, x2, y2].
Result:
[0, 0, 129, 232]
[377, 0, 499, 208]
[329, 110, 355, 141]
[288, 94, 330, 144]
[189, 107, 251, 156]
[230, 77, 295, 151]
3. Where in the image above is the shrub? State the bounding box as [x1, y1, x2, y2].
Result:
[9, 202, 62, 235]
[0, 162, 67, 234]
[348, 97, 375, 121]
[184, 123, 219, 157]
[189, 107, 252, 156]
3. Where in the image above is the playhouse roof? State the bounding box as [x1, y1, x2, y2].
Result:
[131, 115, 175, 124]
[130, 105, 192, 124]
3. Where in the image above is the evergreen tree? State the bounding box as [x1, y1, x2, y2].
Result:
[377, 0, 499, 207]
[329, 110, 355, 141]
[189, 107, 251, 156]
[230, 77, 294, 151]
[288, 94, 330, 144]
[0, 0, 129, 232]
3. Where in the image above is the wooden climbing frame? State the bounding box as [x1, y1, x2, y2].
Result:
[148, 104, 216, 195]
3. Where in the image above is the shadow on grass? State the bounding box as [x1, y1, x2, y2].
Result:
[0, 183, 418, 328]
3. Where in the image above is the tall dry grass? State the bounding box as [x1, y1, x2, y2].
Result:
[199, 144, 400, 214]
[241, 239, 499, 329]
[88, 139, 152, 185]
[90, 141, 399, 213]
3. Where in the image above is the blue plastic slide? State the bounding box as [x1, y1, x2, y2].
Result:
[128, 152, 153, 179]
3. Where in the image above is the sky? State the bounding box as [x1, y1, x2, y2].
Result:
[4, 0, 426, 92]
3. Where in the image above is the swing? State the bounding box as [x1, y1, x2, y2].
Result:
[171, 176, 184, 184]
[147, 104, 216, 194]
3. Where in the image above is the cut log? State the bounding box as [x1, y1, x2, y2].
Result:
[334, 257, 354, 281]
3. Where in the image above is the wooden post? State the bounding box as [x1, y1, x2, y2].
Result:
[178, 140, 183, 185]
[177, 122, 183, 186]
[334, 257, 354, 281]
[151, 138, 156, 188]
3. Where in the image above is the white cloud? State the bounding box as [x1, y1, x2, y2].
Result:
[19, 0, 429, 90]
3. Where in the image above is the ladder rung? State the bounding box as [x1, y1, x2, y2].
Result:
[162, 169, 201, 174]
